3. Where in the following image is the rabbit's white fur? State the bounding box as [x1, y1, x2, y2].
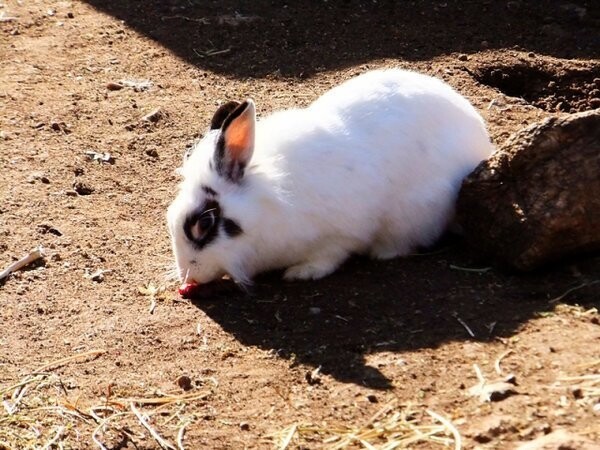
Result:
[167, 69, 493, 285]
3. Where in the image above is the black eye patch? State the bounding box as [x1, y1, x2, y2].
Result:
[222, 218, 243, 237]
[183, 200, 221, 249]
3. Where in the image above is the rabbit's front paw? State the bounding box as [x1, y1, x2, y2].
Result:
[283, 259, 341, 281]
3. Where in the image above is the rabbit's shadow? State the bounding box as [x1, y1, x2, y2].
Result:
[189, 240, 600, 389]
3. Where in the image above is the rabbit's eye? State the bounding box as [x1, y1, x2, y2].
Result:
[198, 210, 216, 231]
[184, 202, 221, 247]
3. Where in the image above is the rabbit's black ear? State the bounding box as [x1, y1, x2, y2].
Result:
[214, 100, 255, 183]
[210, 101, 241, 130]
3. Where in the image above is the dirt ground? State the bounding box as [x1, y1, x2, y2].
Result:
[1, 1, 599, 449]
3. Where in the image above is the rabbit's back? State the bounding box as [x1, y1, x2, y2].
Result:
[252, 69, 492, 255]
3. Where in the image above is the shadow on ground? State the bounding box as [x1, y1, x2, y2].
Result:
[85, 0, 599, 78]
[190, 240, 600, 389]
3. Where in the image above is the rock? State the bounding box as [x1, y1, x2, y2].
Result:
[141, 107, 164, 123]
[457, 110, 600, 271]
[73, 180, 94, 195]
[177, 375, 192, 391]
[515, 429, 598, 450]
[145, 147, 159, 158]
[27, 172, 50, 184]
[106, 82, 124, 91]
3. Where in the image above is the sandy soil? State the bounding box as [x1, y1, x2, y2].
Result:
[1, 1, 599, 449]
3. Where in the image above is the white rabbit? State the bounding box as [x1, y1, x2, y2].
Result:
[167, 69, 493, 288]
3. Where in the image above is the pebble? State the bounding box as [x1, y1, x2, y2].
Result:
[73, 180, 94, 195]
[366, 394, 378, 403]
[458, 53, 468, 61]
[106, 82, 124, 91]
[239, 422, 250, 431]
[27, 171, 50, 184]
[145, 148, 159, 158]
[177, 375, 193, 391]
[142, 107, 163, 123]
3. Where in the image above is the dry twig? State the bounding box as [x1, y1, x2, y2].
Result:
[0, 247, 45, 281]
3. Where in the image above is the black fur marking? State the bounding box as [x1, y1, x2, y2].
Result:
[213, 101, 250, 183]
[202, 185, 218, 197]
[210, 101, 241, 130]
[183, 199, 221, 250]
[221, 100, 249, 132]
[222, 218, 243, 238]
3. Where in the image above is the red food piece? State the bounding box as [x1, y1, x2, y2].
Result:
[178, 282, 203, 299]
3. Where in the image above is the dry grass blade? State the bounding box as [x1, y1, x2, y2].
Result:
[131, 403, 177, 450]
[426, 410, 461, 450]
[114, 390, 211, 406]
[177, 421, 190, 450]
[549, 359, 600, 402]
[494, 350, 513, 375]
[270, 401, 461, 449]
[0, 246, 45, 281]
[41, 425, 64, 450]
[34, 349, 106, 373]
[549, 280, 600, 303]
[278, 424, 297, 450]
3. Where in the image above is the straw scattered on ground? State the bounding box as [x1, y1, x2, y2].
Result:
[0, 351, 214, 450]
[269, 399, 461, 450]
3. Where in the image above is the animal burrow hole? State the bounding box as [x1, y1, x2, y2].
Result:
[474, 62, 600, 113]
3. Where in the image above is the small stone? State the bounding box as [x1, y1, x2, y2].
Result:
[27, 171, 50, 184]
[177, 375, 193, 391]
[37, 223, 63, 236]
[66, 12, 74, 18]
[141, 107, 163, 123]
[73, 181, 94, 195]
[145, 148, 159, 158]
[528, 52, 536, 58]
[458, 53, 468, 61]
[240, 422, 250, 431]
[305, 366, 322, 385]
[571, 387, 583, 399]
[87, 270, 105, 282]
[106, 82, 124, 91]
[366, 394, 378, 403]
[50, 121, 69, 133]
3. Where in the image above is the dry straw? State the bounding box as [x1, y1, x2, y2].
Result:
[0, 350, 213, 449]
[271, 399, 461, 449]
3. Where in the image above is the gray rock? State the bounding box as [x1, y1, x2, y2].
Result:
[457, 109, 600, 270]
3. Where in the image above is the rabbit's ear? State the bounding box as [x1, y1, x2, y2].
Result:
[210, 101, 241, 130]
[214, 99, 255, 183]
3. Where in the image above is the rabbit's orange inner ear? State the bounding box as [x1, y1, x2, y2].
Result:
[226, 119, 253, 158]
[224, 101, 255, 162]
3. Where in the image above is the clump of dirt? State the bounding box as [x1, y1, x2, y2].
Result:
[474, 62, 600, 113]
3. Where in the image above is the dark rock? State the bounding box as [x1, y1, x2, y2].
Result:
[177, 375, 193, 391]
[73, 181, 94, 195]
[457, 109, 600, 271]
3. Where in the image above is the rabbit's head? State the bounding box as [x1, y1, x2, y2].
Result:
[167, 100, 263, 287]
